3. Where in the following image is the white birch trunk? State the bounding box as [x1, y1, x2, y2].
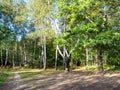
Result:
[90, 52, 93, 66]
[5, 46, 9, 67]
[55, 46, 58, 70]
[43, 35, 46, 70]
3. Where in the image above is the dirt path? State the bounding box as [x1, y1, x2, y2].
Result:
[0, 71, 120, 90]
[0, 72, 28, 90]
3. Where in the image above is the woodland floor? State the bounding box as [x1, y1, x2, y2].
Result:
[0, 71, 120, 90]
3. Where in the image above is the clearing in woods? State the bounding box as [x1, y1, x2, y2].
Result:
[0, 70, 120, 90]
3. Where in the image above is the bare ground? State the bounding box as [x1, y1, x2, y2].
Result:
[0, 71, 120, 90]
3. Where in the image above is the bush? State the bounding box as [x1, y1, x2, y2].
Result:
[108, 57, 120, 67]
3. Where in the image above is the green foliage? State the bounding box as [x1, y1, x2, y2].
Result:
[0, 0, 16, 16]
[54, 37, 67, 46]
[111, 58, 120, 66]
[0, 69, 13, 85]
[0, 25, 15, 41]
[95, 31, 113, 45]
[0, 0, 119, 72]
[28, 0, 52, 24]
[54, 0, 120, 71]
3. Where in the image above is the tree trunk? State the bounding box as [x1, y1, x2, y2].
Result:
[39, 53, 42, 69]
[90, 52, 93, 66]
[15, 39, 17, 67]
[55, 46, 58, 70]
[20, 47, 23, 67]
[12, 40, 17, 69]
[5, 47, 9, 67]
[97, 47, 103, 72]
[64, 46, 70, 72]
[32, 39, 36, 68]
[0, 49, 3, 67]
[43, 36, 46, 70]
[23, 41, 26, 66]
[63, 46, 65, 70]
[86, 48, 89, 70]
[96, 50, 98, 65]
[41, 45, 44, 69]
[65, 57, 70, 72]
[12, 49, 15, 69]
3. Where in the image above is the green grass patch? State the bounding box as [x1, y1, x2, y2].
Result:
[74, 65, 98, 72]
[74, 65, 120, 72]
[104, 65, 120, 71]
[0, 69, 13, 85]
[18, 69, 64, 81]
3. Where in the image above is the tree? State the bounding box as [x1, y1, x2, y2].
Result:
[55, 0, 120, 71]
[0, 0, 30, 68]
[26, 0, 52, 70]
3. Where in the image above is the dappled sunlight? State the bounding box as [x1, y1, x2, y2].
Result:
[13, 71, 120, 90]
[0, 70, 120, 90]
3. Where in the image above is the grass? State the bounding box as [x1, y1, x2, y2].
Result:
[74, 65, 98, 72]
[0, 65, 119, 86]
[104, 65, 120, 71]
[18, 68, 64, 81]
[18, 65, 116, 81]
[0, 65, 118, 82]
[74, 65, 120, 72]
[0, 69, 13, 85]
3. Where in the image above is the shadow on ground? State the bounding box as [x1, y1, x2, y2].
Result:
[17, 71, 120, 90]
[0, 71, 120, 90]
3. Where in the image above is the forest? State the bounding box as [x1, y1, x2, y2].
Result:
[0, 0, 120, 71]
[0, 0, 120, 90]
